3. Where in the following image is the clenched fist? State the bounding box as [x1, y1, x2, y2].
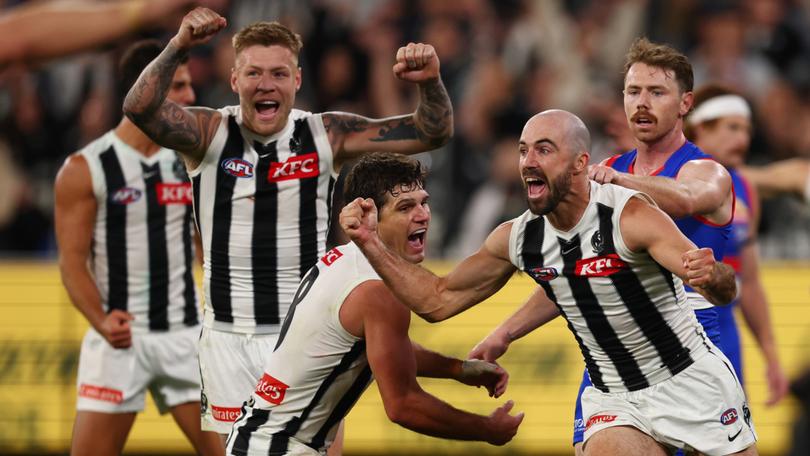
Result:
[171, 7, 227, 50]
[393, 42, 441, 83]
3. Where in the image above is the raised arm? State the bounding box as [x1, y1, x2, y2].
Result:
[354, 281, 522, 445]
[590, 158, 733, 222]
[123, 7, 225, 165]
[620, 196, 736, 305]
[325, 42, 453, 170]
[0, 0, 195, 67]
[54, 154, 133, 348]
[340, 198, 517, 322]
[469, 287, 561, 363]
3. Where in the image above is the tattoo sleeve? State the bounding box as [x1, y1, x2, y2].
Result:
[122, 42, 216, 155]
[413, 77, 453, 148]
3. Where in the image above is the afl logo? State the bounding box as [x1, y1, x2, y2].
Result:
[110, 187, 142, 205]
[221, 158, 254, 178]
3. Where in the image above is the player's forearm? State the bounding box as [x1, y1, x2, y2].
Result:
[498, 289, 560, 343]
[59, 260, 106, 331]
[356, 236, 465, 322]
[413, 77, 453, 149]
[123, 41, 187, 125]
[740, 283, 780, 365]
[613, 174, 695, 218]
[694, 262, 736, 306]
[412, 343, 463, 380]
[386, 391, 495, 443]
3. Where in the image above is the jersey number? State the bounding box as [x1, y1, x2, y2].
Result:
[274, 266, 320, 351]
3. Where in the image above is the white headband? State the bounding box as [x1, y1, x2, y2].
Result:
[688, 94, 751, 125]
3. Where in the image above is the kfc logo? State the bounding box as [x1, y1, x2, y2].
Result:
[322, 247, 343, 266]
[157, 183, 193, 205]
[255, 373, 289, 405]
[268, 153, 319, 182]
[585, 414, 617, 430]
[720, 408, 739, 425]
[211, 405, 242, 422]
[575, 254, 628, 277]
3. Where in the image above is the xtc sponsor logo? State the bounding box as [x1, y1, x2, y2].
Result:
[321, 247, 343, 266]
[157, 183, 193, 205]
[255, 373, 289, 405]
[268, 152, 319, 182]
[585, 414, 617, 430]
[575, 254, 628, 277]
[110, 187, 142, 205]
[211, 405, 242, 422]
[221, 158, 254, 178]
[720, 407, 739, 425]
[79, 384, 123, 404]
[528, 267, 559, 282]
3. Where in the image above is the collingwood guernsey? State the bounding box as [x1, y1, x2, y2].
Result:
[190, 106, 337, 334]
[227, 242, 376, 455]
[81, 131, 199, 332]
[508, 182, 710, 392]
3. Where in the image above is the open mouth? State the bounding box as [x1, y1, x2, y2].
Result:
[255, 100, 280, 120]
[633, 113, 655, 127]
[407, 228, 426, 250]
[525, 177, 547, 199]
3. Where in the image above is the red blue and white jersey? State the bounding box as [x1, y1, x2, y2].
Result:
[723, 169, 755, 275]
[605, 141, 732, 310]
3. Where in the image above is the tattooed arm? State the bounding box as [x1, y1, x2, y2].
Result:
[325, 42, 453, 171]
[123, 7, 226, 166]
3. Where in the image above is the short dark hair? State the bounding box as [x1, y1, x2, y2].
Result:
[343, 153, 426, 212]
[684, 84, 739, 140]
[232, 21, 303, 59]
[118, 39, 188, 99]
[623, 37, 693, 93]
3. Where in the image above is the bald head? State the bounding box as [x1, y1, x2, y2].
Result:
[524, 110, 591, 158]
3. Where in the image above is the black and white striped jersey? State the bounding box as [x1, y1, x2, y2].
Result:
[227, 242, 376, 455]
[81, 131, 199, 332]
[508, 182, 709, 393]
[190, 106, 337, 334]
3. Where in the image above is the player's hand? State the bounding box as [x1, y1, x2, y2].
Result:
[588, 164, 620, 184]
[393, 42, 440, 83]
[682, 247, 716, 287]
[456, 359, 509, 398]
[99, 309, 134, 349]
[485, 400, 524, 446]
[765, 361, 790, 406]
[340, 197, 378, 245]
[171, 7, 227, 50]
[469, 331, 511, 363]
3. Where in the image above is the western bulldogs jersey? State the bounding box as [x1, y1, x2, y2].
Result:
[81, 131, 199, 332]
[190, 107, 338, 334]
[227, 242, 376, 454]
[508, 182, 708, 392]
[605, 141, 732, 310]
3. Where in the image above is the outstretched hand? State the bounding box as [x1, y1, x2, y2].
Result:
[340, 197, 379, 245]
[393, 42, 440, 83]
[171, 7, 227, 50]
[485, 400, 524, 446]
[457, 359, 509, 398]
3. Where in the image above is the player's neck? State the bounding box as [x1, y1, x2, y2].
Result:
[114, 118, 162, 157]
[633, 127, 686, 176]
[546, 178, 591, 232]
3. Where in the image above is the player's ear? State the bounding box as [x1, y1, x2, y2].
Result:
[573, 151, 589, 173]
[680, 91, 694, 118]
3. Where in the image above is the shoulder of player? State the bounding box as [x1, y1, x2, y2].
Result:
[483, 220, 515, 259]
[55, 152, 92, 197]
[678, 158, 732, 186]
[345, 280, 411, 331]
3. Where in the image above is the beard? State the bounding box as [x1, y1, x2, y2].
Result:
[526, 171, 572, 216]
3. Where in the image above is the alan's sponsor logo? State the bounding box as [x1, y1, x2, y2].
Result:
[79, 384, 123, 404]
[157, 183, 193, 205]
[720, 408, 739, 425]
[221, 158, 254, 178]
[211, 405, 242, 422]
[110, 187, 142, 205]
[255, 373, 289, 405]
[268, 152, 319, 182]
[322, 247, 343, 266]
[528, 267, 558, 282]
[585, 414, 617, 430]
[575, 254, 628, 277]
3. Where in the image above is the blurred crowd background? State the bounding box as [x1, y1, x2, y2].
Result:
[1, 0, 809, 259]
